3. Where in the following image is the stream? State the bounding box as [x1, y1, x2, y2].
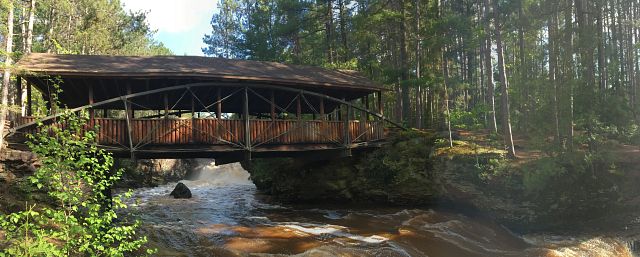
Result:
[127, 160, 638, 257]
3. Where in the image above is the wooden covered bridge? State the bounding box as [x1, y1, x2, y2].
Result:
[7, 53, 399, 162]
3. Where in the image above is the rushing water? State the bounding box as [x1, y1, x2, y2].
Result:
[127, 160, 637, 257]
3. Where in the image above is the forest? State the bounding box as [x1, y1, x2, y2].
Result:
[204, 0, 640, 157]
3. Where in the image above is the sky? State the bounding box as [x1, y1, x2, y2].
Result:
[121, 0, 219, 56]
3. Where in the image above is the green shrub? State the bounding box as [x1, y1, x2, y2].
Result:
[522, 157, 567, 197]
[519, 151, 623, 222]
[450, 106, 486, 130]
[0, 111, 153, 256]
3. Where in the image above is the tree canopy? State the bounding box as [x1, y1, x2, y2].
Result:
[1, 0, 171, 56]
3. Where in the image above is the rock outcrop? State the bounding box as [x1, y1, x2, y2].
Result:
[170, 182, 192, 199]
[0, 149, 38, 184]
[242, 131, 441, 205]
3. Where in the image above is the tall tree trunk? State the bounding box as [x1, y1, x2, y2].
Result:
[45, 7, 55, 53]
[492, 0, 517, 158]
[399, 0, 410, 124]
[564, 0, 575, 150]
[415, 0, 422, 128]
[575, 0, 597, 118]
[518, 2, 529, 132]
[20, 4, 26, 52]
[626, 1, 638, 118]
[635, 1, 640, 120]
[25, 0, 35, 53]
[325, 0, 334, 64]
[483, 0, 498, 134]
[480, 37, 487, 125]
[20, 0, 35, 116]
[596, 0, 607, 97]
[338, 0, 348, 61]
[442, 50, 453, 148]
[0, 0, 15, 150]
[549, 4, 562, 146]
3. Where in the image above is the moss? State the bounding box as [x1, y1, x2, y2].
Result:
[434, 140, 507, 158]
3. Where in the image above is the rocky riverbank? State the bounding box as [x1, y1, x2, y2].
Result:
[0, 148, 197, 213]
[242, 130, 640, 232]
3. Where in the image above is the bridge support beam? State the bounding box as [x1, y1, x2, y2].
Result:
[191, 95, 195, 143]
[126, 84, 133, 119]
[244, 86, 251, 155]
[26, 81, 32, 116]
[163, 93, 169, 119]
[123, 98, 135, 159]
[215, 87, 222, 142]
[296, 93, 302, 120]
[15, 76, 22, 118]
[270, 90, 276, 120]
[216, 87, 222, 119]
[342, 100, 352, 157]
[88, 85, 94, 123]
[377, 91, 383, 116]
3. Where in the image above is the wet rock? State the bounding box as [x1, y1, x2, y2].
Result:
[169, 182, 192, 199]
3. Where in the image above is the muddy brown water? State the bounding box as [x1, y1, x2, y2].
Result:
[126, 161, 637, 257]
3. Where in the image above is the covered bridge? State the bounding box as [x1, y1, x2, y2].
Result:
[8, 53, 397, 162]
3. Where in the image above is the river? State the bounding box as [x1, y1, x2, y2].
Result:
[127, 160, 637, 257]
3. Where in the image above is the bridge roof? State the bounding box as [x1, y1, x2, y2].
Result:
[17, 53, 384, 91]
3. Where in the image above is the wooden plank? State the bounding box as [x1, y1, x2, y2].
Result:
[26, 82, 32, 116]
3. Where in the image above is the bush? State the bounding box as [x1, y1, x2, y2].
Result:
[0, 111, 152, 256]
[519, 151, 623, 223]
[450, 105, 486, 130]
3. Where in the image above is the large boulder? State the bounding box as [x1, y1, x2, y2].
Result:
[169, 182, 192, 199]
[241, 131, 440, 205]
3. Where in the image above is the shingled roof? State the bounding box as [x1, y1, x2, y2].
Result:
[17, 53, 383, 91]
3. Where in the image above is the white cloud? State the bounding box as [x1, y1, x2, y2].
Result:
[121, 0, 218, 33]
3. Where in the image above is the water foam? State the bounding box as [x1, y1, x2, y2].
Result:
[188, 160, 253, 187]
[282, 223, 389, 244]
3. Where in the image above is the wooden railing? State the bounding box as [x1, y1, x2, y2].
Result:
[15, 117, 385, 147]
